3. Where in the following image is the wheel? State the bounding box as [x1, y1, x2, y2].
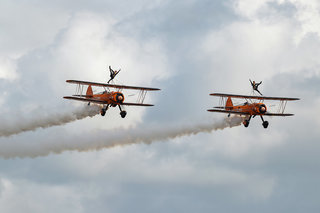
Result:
[120, 110, 127, 118]
[243, 120, 249, 128]
[100, 109, 106, 116]
[262, 121, 269, 128]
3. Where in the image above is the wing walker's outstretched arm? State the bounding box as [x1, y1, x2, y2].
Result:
[249, 79, 253, 86]
[256, 81, 262, 86]
[109, 66, 114, 74]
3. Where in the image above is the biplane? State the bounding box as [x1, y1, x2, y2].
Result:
[208, 93, 299, 128]
[63, 80, 160, 118]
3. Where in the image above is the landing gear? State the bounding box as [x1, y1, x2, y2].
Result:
[243, 115, 252, 128]
[118, 105, 127, 118]
[120, 110, 127, 118]
[100, 105, 109, 116]
[100, 108, 106, 116]
[263, 121, 269, 128]
[260, 115, 269, 129]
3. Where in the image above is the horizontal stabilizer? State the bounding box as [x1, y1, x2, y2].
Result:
[213, 106, 234, 109]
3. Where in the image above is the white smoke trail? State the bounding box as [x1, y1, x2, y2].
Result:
[0, 105, 101, 137]
[0, 115, 243, 158]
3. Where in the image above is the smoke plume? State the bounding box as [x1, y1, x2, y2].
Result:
[0, 105, 101, 137]
[0, 115, 243, 158]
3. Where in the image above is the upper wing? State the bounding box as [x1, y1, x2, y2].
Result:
[207, 109, 250, 115]
[63, 96, 154, 107]
[66, 80, 160, 91]
[210, 93, 300, 101]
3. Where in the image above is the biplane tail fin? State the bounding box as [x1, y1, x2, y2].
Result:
[86, 85, 93, 97]
[225, 97, 233, 110]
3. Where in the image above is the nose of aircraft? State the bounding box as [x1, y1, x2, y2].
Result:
[259, 105, 267, 113]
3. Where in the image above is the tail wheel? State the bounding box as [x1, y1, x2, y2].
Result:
[243, 120, 249, 128]
[120, 111, 127, 118]
[262, 121, 269, 128]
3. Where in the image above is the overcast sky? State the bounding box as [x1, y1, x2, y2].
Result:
[0, 0, 320, 212]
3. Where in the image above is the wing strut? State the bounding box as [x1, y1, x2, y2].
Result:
[278, 100, 288, 114]
[137, 90, 148, 104]
[75, 83, 85, 96]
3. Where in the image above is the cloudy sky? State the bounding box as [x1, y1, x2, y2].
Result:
[0, 0, 319, 212]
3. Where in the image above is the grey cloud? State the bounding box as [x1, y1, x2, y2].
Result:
[0, 0, 320, 213]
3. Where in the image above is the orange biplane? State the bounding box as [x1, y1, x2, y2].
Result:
[64, 80, 160, 118]
[208, 93, 299, 128]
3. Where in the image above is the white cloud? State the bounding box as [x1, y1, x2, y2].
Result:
[233, 0, 320, 43]
[0, 0, 70, 81]
[233, 0, 274, 18]
[0, 0, 319, 212]
[51, 12, 169, 86]
[0, 56, 18, 80]
[201, 0, 320, 94]
[289, 0, 320, 42]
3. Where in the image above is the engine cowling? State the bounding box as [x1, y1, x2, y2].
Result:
[114, 92, 124, 103]
[259, 104, 267, 114]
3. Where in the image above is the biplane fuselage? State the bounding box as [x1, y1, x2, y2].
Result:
[90, 92, 124, 106]
[208, 93, 299, 128]
[64, 80, 160, 118]
[227, 102, 267, 116]
[86, 85, 125, 107]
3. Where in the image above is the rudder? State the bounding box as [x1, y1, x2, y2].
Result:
[225, 97, 233, 110]
[86, 85, 93, 97]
